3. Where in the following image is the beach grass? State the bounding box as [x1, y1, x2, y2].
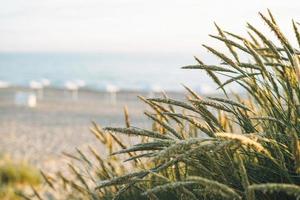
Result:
[39, 10, 300, 200]
[0, 155, 41, 200]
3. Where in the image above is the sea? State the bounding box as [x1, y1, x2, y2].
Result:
[0, 52, 223, 93]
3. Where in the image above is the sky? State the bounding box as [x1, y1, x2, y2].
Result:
[1, 0, 300, 54]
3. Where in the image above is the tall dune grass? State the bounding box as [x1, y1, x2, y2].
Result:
[42, 10, 300, 200]
[0, 155, 41, 200]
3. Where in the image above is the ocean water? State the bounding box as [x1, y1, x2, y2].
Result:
[0, 52, 218, 93]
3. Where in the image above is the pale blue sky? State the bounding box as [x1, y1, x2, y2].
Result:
[0, 0, 299, 54]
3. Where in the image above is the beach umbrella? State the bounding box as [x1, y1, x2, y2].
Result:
[0, 81, 10, 88]
[105, 84, 120, 105]
[75, 79, 86, 88]
[41, 78, 51, 87]
[148, 84, 163, 97]
[65, 81, 79, 100]
[30, 80, 44, 99]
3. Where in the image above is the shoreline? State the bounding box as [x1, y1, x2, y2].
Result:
[0, 85, 190, 94]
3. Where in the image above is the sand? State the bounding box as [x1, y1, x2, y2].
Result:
[0, 87, 185, 172]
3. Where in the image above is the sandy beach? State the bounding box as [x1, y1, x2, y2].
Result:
[0, 87, 185, 172]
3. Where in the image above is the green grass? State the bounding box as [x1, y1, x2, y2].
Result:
[0, 156, 41, 200]
[43, 10, 300, 200]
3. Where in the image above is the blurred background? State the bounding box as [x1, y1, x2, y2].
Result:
[1, 0, 299, 92]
